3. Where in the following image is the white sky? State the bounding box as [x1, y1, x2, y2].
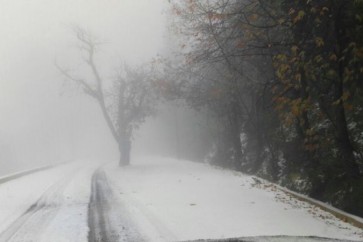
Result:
[0, 0, 169, 172]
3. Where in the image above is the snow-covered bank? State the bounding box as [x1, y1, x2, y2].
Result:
[104, 157, 363, 242]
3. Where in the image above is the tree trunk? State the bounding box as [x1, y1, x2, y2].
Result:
[333, 8, 361, 178]
[229, 102, 243, 171]
[119, 137, 131, 167]
[333, 81, 360, 178]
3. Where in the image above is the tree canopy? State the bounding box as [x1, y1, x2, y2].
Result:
[166, 0, 363, 217]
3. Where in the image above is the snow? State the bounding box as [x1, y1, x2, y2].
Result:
[0, 161, 98, 242]
[0, 162, 72, 233]
[0, 165, 54, 184]
[0, 156, 362, 242]
[38, 163, 97, 242]
[104, 156, 363, 242]
[273, 182, 363, 226]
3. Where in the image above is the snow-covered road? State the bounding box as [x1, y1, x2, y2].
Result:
[0, 157, 362, 242]
[0, 161, 97, 242]
[88, 168, 146, 242]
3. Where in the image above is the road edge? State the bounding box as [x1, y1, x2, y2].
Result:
[251, 176, 363, 230]
[0, 164, 64, 185]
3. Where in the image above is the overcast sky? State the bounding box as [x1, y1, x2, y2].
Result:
[0, 0, 168, 173]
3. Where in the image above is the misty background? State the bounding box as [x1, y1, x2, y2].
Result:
[0, 0, 178, 175]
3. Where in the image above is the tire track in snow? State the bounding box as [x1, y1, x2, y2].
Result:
[0, 167, 80, 242]
[88, 168, 146, 242]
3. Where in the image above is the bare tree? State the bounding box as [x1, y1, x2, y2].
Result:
[57, 27, 156, 166]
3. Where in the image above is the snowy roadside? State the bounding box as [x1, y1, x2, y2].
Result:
[249, 177, 363, 230]
[103, 156, 363, 242]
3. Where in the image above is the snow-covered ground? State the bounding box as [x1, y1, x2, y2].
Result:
[104, 156, 363, 242]
[0, 161, 99, 242]
[0, 157, 362, 242]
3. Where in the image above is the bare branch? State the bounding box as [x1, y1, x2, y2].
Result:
[55, 61, 98, 98]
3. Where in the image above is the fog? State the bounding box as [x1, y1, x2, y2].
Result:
[1, 1, 363, 240]
[0, 0, 168, 175]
